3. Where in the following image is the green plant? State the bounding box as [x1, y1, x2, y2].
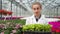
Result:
[23, 24, 35, 31]
[0, 19, 26, 34]
[22, 24, 51, 32]
[0, 19, 26, 25]
[44, 24, 51, 32]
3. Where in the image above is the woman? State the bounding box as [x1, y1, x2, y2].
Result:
[26, 2, 48, 25]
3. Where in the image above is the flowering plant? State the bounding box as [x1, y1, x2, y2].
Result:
[49, 21, 60, 33]
[0, 19, 26, 34]
[0, 9, 12, 15]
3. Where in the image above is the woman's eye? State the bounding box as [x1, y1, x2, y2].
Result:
[33, 7, 39, 10]
[33, 8, 36, 10]
[37, 8, 39, 10]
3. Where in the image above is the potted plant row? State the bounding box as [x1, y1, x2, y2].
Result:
[22, 24, 52, 34]
[0, 19, 26, 34]
[49, 21, 60, 34]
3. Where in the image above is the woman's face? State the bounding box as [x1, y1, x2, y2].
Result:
[32, 4, 42, 16]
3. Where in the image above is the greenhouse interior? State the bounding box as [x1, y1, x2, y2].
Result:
[0, 0, 60, 34]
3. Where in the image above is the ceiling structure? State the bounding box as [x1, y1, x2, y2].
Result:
[1, 0, 60, 17]
[14, 0, 60, 11]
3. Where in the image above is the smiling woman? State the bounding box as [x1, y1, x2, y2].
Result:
[26, 2, 48, 25]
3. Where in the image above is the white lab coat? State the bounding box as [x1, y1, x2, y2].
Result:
[26, 15, 48, 25]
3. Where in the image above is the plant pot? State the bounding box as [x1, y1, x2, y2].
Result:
[23, 31, 52, 34]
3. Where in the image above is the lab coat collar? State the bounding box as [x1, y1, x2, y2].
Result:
[31, 15, 46, 23]
[31, 15, 45, 20]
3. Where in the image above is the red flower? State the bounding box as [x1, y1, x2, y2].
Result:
[0, 9, 12, 15]
[51, 27, 56, 32]
[49, 21, 60, 32]
[56, 29, 60, 32]
[0, 10, 5, 13]
[7, 11, 12, 15]
[51, 27, 60, 32]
